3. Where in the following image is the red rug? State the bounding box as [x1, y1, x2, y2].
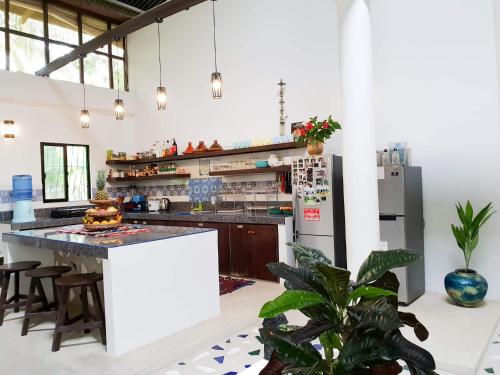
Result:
[219, 276, 255, 295]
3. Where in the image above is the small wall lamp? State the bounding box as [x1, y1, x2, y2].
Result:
[2, 120, 16, 139]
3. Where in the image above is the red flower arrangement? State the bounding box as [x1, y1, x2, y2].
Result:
[294, 115, 341, 145]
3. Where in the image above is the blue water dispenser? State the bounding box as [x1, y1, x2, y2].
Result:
[12, 175, 36, 223]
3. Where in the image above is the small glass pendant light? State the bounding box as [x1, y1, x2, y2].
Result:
[79, 54, 90, 128]
[155, 18, 167, 110]
[80, 84, 90, 128]
[210, 0, 222, 99]
[113, 38, 125, 120]
[114, 98, 124, 120]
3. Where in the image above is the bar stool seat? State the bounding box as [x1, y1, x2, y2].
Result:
[52, 273, 106, 352]
[56, 273, 103, 287]
[25, 266, 72, 279]
[21, 265, 72, 336]
[0, 261, 41, 326]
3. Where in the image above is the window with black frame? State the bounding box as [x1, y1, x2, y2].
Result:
[0, 0, 127, 90]
[41, 142, 90, 203]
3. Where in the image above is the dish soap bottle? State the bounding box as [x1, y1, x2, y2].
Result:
[391, 148, 400, 165]
[382, 149, 390, 166]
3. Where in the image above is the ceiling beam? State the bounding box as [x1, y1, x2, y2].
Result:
[35, 0, 208, 77]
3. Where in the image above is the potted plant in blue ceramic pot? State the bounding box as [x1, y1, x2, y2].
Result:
[446, 201, 495, 307]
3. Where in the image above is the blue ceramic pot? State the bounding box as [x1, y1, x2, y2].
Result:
[444, 269, 488, 307]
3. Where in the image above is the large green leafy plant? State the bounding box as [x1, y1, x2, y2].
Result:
[451, 201, 495, 271]
[258, 244, 437, 375]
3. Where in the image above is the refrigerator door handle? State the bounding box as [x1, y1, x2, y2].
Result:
[379, 214, 398, 221]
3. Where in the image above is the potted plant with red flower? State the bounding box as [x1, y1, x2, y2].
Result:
[294, 116, 342, 156]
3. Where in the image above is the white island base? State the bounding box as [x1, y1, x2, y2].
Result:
[4, 228, 220, 356]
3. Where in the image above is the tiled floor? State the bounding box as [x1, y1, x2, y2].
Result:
[479, 319, 500, 374]
[0, 280, 499, 375]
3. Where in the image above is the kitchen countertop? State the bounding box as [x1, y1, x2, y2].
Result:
[1, 211, 290, 230]
[2, 225, 214, 259]
[124, 211, 290, 225]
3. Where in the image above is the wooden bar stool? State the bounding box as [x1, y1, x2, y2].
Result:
[0, 261, 41, 326]
[52, 273, 106, 352]
[21, 266, 72, 336]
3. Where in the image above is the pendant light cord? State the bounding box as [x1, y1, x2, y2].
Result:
[157, 21, 162, 86]
[83, 83, 86, 110]
[117, 59, 120, 100]
[212, 0, 218, 73]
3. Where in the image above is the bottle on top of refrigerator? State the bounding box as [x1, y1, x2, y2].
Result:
[166, 140, 171, 156]
[382, 149, 391, 166]
[172, 138, 178, 156]
[391, 148, 400, 165]
[162, 141, 167, 157]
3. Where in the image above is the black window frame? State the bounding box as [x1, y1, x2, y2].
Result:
[40, 142, 91, 203]
[0, 0, 128, 90]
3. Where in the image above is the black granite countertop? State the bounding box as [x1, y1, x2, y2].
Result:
[2, 225, 214, 259]
[0, 211, 291, 231]
[124, 211, 291, 225]
[5, 217, 83, 231]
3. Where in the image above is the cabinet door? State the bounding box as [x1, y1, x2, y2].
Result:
[230, 224, 278, 282]
[194, 222, 231, 275]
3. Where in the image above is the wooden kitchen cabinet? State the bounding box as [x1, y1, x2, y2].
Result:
[230, 224, 278, 282]
[193, 222, 231, 275]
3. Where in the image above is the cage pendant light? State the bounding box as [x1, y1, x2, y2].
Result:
[156, 18, 167, 110]
[210, 0, 222, 99]
[114, 38, 125, 120]
[80, 55, 90, 128]
[80, 83, 90, 128]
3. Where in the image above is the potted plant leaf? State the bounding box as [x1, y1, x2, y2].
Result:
[446, 201, 495, 307]
[258, 243, 438, 375]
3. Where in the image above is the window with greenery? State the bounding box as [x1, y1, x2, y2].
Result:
[41, 142, 90, 203]
[0, 0, 127, 90]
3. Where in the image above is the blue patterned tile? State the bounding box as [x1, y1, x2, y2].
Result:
[189, 178, 222, 202]
[214, 356, 225, 364]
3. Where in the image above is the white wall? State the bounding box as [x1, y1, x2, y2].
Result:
[371, 0, 500, 298]
[0, 69, 137, 210]
[127, 0, 343, 155]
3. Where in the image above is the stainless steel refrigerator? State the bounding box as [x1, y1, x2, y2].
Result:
[292, 154, 346, 268]
[378, 165, 425, 305]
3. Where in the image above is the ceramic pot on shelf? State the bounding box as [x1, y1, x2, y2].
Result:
[444, 269, 488, 307]
[307, 141, 324, 156]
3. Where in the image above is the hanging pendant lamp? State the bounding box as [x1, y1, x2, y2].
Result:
[113, 38, 125, 120]
[210, 0, 222, 99]
[155, 18, 167, 110]
[80, 55, 90, 128]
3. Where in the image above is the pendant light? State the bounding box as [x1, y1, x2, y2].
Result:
[79, 54, 90, 128]
[113, 37, 125, 120]
[210, 0, 222, 99]
[155, 18, 167, 110]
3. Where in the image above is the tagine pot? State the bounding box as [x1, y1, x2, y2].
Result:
[307, 141, 324, 156]
[444, 269, 488, 307]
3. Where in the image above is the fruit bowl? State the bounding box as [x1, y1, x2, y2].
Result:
[86, 207, 119, 218]
[83, 223, 121, 232]
[89, 199, 116, 207]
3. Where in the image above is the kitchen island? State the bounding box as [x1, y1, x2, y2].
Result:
[2, 225, 220, 356]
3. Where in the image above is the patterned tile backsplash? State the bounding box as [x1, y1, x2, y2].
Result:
[0, 188, 44, 204]
[0, 178, 286, 205]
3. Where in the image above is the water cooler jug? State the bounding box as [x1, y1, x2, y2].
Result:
[12, 175, 36, 224]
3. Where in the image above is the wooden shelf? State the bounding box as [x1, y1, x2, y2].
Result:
[106, 142, 303, 166]
[209, 166, 291, 177]
[106, 174, 191, 183]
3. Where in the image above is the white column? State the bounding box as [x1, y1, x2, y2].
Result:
[337, 0, 380, 276]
